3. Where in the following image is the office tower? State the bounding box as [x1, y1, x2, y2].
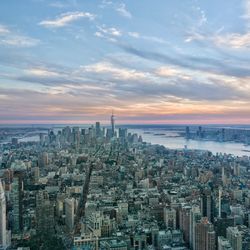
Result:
[39, 133, 45, 145]
[106, 129, 113, 140]
[111, 111, 115, 137]
[164, 207, 176, 230]
[222, 166, 227, 186]
[215, 217, 235, 239]
[65, 198, 75, 231]
[189, 205, 201, 250]
[118, 128, 127, 139]
[0, 180, 7, 249]
[219, 188, 222, 218]
[221, 197, 231, 218]
[179, 205, 191, 245]
[201, 189, 216, 223]
[36, 191, 54, 235]
[62, 126, 72, 143]
[95, 122, 101, 137]
[218, 236, 233, 250]
[226, 227, 242, 250]
[38, 152, 49, 168]
[72, 127, 80, 147]
[10, 172, 23, 234]
[195, 217, 216, 250]
[33, 167, 40, 183]
[48, 130, 56, 144]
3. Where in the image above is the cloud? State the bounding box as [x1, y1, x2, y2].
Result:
[128, 31, 167, 44]
[39, 11, 95, 28]
[115, 3, 132, 19]
[26, 68, 60, 77]
[83, 61, 148, 80]
[185, 31, 206, 43]
[95, 25, 122, 42]
[0, 24, 10, 34]
[128, 32, 139, 38]
[242, 0, 250, 21]
[100, 1, 132, 19]
[0, 24, 39, 47]
[96, 25, 122, 37]
[1, 35, 39, 47]
[214, 32, 250, 49]
[120, 44, 250, 78]
[155, 66, 191, 80]
[186, 30, 250, 49]
[197, 7, 207, 27]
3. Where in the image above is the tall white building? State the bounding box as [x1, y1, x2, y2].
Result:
[65, 198, 75, 231]
[226, 227, 242, 250]
[0, 180, 7, 249]
[111, 112, 115, 137]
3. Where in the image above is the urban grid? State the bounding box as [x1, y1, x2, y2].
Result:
[1, 115, 250, 250]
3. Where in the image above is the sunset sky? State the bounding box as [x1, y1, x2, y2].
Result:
[0, 0, 250, 124]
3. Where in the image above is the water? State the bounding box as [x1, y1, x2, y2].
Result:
[4, 125, 250, 157]
[129, 129, 250, 157]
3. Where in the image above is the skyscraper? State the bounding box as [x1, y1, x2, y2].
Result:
[195, 217, 216, 250]
[164, 207, 176, 230]
[226, 227, 242, 250]
[0, 180, 7, 249]
[95, 122, 101, 138]
[10, 172, 23, 234]
[111, 111, 115, 137]
[189, 205, 201, 250]
[218, 188, 222, 218]
[201, 189, 216, 223]
[179, 205, 191, 245]
[36, 190, 54, 235]
[65, 198, 75, 231]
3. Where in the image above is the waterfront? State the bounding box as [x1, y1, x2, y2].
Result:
[129, 129, 250, 157]
[4, 126, 250, 157]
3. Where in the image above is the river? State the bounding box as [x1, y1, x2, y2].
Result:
[129, 129, 250, 157]
[9, 126, 250, 157]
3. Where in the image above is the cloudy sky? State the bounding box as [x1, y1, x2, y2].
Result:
[0, 0, 250, 124]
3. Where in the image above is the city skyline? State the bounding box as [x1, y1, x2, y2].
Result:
[1, 0, 250, 124]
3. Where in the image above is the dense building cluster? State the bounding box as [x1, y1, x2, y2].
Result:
[1, 117, 250, 250]
[184, 126, 250, 144]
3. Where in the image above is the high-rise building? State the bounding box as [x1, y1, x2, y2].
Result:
[164, 207, 176, 230]
[10, 172, 23, 234]
[195, 217, 216, 250]
[201, 189, 216, 223]
[218, 188, 222, 218]
[111, 112, 115, 137]
[226, 227, 242, 250]
[179, 205, 191, 245]
[214, 216, 235, 242]
[36, 191, 54, 235]
[189, 205, 201, 250]
[65, 198, 75, 231]
[72, 127, 80, 147]
[0, 180, 7, 249]
[218, 236, 233, 250]
[118, 128, 127, 139]
[95, 122, 101, 138]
